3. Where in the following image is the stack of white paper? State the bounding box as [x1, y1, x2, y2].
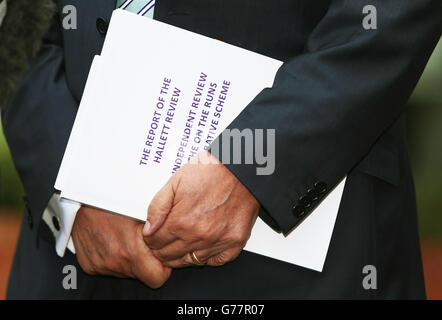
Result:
[56, 9, 346, 272]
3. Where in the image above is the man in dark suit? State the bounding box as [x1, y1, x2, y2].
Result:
[3, 0, 441, 299]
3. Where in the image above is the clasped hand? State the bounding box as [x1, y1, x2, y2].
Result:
[72, 151, 259, 288]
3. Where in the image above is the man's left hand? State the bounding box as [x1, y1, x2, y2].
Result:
[142, 151, 260, 268]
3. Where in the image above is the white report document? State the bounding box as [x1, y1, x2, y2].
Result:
[56, 9, 346, 272]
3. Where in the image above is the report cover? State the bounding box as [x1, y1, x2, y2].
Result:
[55, 9, 346, 271]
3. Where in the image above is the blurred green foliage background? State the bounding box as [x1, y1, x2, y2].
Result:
[407, 39, 442, 239]
[0, 40, 441, 238]
[0, 125, 24, 210]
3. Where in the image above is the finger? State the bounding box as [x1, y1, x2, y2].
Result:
[206, 247, 242, 267]
[162, 246, 223, 268]
[162, 252, 197, 269]
[134, 252, 172, 289]
[153, 239, 201, 262]
[188, 246, 224, 264]
[143, 220, 178, 250]
[134, 225, 172, 289]
[143, 181, 175, 237]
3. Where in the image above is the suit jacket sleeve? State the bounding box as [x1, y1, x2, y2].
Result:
[216, 0, 441, 235]
[1, 13, 78, 230]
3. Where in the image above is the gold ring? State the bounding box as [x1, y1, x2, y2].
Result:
[190, 251, 206, 266]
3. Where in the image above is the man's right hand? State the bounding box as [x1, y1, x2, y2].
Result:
[71, 206, 171, 289]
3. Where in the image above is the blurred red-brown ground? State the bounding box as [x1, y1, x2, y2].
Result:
[0, 211, 22, 300]
[0, 211, 441, 300]
[421, 240, 442, 300]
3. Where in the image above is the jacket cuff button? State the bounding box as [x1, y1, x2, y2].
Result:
[299, 195, 312, 209]
[307, 188, 319, 201]
[292, 204, 306, 218]
[314, 181, 328, 194]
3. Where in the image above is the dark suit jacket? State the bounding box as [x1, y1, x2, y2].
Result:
[3, 0, 441, 299]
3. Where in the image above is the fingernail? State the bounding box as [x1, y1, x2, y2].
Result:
[143, 221, 151, 236]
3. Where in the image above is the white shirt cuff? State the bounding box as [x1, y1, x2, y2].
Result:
[42, 193, 80, 257]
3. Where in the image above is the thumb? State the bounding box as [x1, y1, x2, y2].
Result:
[143, 181, 175, 237]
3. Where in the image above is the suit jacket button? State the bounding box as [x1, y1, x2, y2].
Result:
[314, 181, 328, 194]
[292, 204, 306, 218]
[299, 195, 312, 208]
[96, 18, 108, 35]
[52, 216, 61, 231]
[307, 188, 319, 201]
